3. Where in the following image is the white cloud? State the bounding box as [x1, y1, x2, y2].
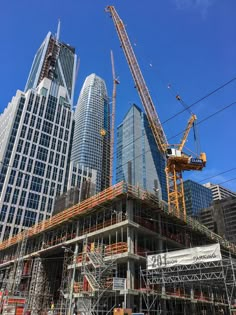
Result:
[174, 0, 214, 18]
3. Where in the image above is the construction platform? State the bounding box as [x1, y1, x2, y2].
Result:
[0, 182, 235, 315]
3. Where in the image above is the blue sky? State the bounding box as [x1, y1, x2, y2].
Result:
[1, 0, 236, 191]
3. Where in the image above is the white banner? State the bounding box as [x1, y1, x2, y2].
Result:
[147, 243, 222, 270]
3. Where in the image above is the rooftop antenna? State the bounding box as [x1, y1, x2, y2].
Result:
[56, 19, 61, 41]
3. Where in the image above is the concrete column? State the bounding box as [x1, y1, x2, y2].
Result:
[127, 227, 134, 254]
[126, 260, 135, 290]
[126, 199, 134, 221]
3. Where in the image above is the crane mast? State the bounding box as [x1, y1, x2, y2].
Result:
[110, 50, 119, 186]
[106, 5, 206, 221]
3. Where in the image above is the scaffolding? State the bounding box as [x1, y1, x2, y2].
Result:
[76, 239, 117, 315]
[140, 251, 236, 315]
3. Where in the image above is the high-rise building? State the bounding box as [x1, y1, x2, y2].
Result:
[0, 31, 76, 241]
[25, 31, 77, 106]
[203, 182, 236, 200]
[116, 104, 167, 201]
[183, 180, 213, 217]
[71, 74, 110, 193]
[200, 197, 236, 244]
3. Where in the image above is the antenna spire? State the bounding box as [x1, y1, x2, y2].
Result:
[56, 19, 61, 41]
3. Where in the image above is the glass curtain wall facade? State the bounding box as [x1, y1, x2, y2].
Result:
[184, 179, 213, 217]
[71, 74, 110, 193]
[0, 78, 73, 242]
[116, 104, 167, 201]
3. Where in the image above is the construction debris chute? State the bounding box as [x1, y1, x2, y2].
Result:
[147, 243, 222, 269]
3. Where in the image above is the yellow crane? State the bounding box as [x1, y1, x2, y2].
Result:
[106, 6, 206, 221]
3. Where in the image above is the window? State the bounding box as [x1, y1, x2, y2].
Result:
[33, 130, 39, 143]
[26, 193, 40, 210]
[23, 210, 37, 227]
[30, 177, 43, 193]
[42, 121, 53, 134]
[24, 112, 30, 124]
[12, 189, 19, 205]
[37, 146, 48, 162]
[20, 125, 27, 138]
[46, 165, 52, 179]
[30, 144, 36, 158]
[27, 158, 34, 172]
[43, 180, 49, 194]
[20, 156, 27, 171]
[40, 133, 50, 148]
[27, 128, 33, 141]
[19, 190, 27, 207]
[16, 172, 23, 187]
[0, 205, 8, 222]
[54, 153, 60, 166]
[13, 154, 20, 168]
[57, 140, 62, 152]
[15, 208, 23, 225]
[51, 138, 56, 150]
[23, 175, 30, 189]
[30, 115, 36, 127]
[8, 170, 16, 185]
[4, 187, 12, 203]
[16, 139, 24, 153]
[33, 161, 45, 176]
[36, 117, 42, 130]
[23, 141, 30, 155]
[40, 196, 47, 211]
[53, 126, 58, 137]
[7, 206, 15, 223]
[52, 167, 57, 180]
[62, 142, 67, 154]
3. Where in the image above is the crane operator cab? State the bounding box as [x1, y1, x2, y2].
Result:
[166, 148, 182, 158]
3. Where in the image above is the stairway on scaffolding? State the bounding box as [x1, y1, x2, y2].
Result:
[82, 243, 115, 292]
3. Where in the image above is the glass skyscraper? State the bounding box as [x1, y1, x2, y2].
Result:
[184, 179, 213, 217]
[71, 74, 110, 193]
[116, 104, 167, 201]
[0, 31, 76, 241]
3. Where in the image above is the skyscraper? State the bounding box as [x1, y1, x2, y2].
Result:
[116, 104, 167, 201]
[0, 31, 76, 241]
[183, 180, 213, 217]
[71, 74, 110, 192]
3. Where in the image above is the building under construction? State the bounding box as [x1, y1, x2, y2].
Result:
[0, 182, 236, 315]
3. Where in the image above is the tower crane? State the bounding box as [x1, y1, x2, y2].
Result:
[106, 6, 206, 221]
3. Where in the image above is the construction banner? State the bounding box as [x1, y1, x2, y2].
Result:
[147, 243, 222, 270]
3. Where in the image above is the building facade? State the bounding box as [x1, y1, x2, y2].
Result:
[203, 182, 236, 200]
[116, 104, 167, 200]
[71, 74, 110, 193]
[183, 180, 213, 217]
[200, 196, 236, 243]
[0, 31, 76, 241]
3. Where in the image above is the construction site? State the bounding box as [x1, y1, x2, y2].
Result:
[0, 182, 236, 315]
[0, 5, 235, 315]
